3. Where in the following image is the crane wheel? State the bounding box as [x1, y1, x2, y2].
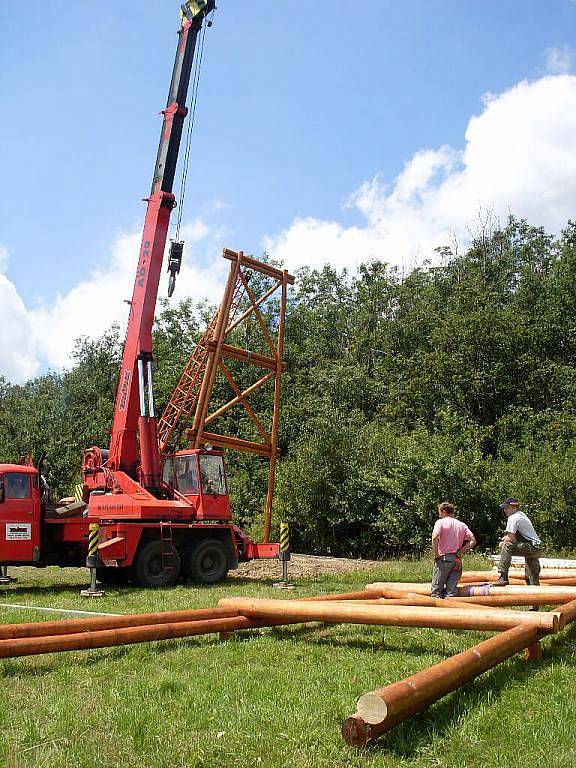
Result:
[182, 538, 229, 584]
[134, 540, 181, 588]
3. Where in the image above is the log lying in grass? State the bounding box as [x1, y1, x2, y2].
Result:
[218, 597, 561, 633]
[556, 597, 576, 624]
[0, 606, 243, 641]
[466, 580, 528, 587]
[482, 569, 576, 581]
[376, 585, 570, 608]
[459, 570, 576, 586]
[0, 614, 307, 659]
[447, 594, 569, 607]
[341, 624, 539, 746]
[302, 589, 385, 602]
[367, 582, 576, 601]
[462, 584, 576, 599]
[344, 594, 499, 611]
[0, 616, 252, 658]
[459, 573, 525, 585]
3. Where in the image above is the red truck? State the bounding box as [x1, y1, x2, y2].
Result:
[0, 1, 279, 587]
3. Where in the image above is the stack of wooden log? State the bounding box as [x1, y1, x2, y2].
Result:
[1, 571, 575, 747]
[338, 582, 576, 745]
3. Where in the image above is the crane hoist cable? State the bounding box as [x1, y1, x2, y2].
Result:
[168, 7, 214, 297]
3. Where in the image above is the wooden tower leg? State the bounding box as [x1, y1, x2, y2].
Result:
[263, 274, 287, 544]
[524, 640, 543, 661]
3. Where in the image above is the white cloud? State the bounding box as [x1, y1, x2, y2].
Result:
[3, 74, 576, 383]
[545, 45, 574, 74]
[0, 221, 226, 383]
[0, 258, 39, 383]
[264, 74, 576, 274]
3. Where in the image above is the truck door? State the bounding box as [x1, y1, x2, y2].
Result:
[198, 454, 230, 519]
[0, 472, 40, 563]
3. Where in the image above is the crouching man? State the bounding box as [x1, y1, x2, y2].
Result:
[431, 501, 476, 598]
[495, 497, 542, 587]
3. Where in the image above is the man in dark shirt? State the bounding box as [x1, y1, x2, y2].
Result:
[494, 496, 542, 587]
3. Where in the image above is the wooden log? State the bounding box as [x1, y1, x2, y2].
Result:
[556, 597, 576, 625]
[524, 641, 543, 661]
[367, 582, 576, 600]
[302, 589, 385, 602]
[460, 578, 527, 586]
[461, 569, 576, 585]
[342, 598, 490, 610]
[509, 569, 576, 580]
[491, 556, 576, 569]
[358, 592, 499, 611]
[446, 594, 568, 607]
[341, 624, 539, 746]
[0, 606, 243, 641]
[463, 584, 576, 598]
[0, 614, 305, 660]
[458, 572, 523, 584]
[218, 597, 561, 633]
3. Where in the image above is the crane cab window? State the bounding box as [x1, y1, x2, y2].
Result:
[162, 455, 200, 495]
[5, 473, 31, 499]
[175, 456, 199, 495]
[199, 455, 226, 495]
[162, 458, 174, 487]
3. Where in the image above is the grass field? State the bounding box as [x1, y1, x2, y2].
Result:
[1, 559, 575, 768]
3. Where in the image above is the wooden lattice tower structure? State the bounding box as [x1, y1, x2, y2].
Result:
[158, 248, 294, 542]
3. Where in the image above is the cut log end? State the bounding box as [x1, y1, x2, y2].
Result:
[356, 692, 388, 724]
[342, 714, 370, 747]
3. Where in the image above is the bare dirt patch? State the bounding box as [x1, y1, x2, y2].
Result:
[229, 553, 383, 580]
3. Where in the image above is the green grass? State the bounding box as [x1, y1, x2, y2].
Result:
[1, 560, 576, 768]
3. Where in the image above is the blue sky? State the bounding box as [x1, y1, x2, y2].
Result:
[1, 1, 576, 381]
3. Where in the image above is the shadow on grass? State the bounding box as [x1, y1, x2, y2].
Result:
[0, 659, 57, 679]
[266, 623, 442, 656]
[363, 621, 576, 758]
[0, 583, 88, 597]
[1, 576, 287, 600]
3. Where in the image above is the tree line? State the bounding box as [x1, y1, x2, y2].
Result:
[2, 216, 576, 557]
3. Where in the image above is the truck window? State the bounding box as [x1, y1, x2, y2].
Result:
[5, 473, 31, 499]
[174, 456, 199, 495]
[199, 455, 226, 495]
[162, 458, 174, 487]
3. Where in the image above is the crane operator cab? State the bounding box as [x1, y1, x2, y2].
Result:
[161, 449, 231, 521]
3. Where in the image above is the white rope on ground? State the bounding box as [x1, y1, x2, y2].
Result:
[0, 603, 122, 617]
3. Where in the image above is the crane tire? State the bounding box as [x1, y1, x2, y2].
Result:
[134, 540, 181, 588]
[183, 538, 229, 584]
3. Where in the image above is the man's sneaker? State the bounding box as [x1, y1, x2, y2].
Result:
[493, 576, 509, 587]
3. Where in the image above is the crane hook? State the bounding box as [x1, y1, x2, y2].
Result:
[167, 240, 184, 297]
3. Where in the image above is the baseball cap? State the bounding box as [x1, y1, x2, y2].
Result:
[499, 496, 519, 509]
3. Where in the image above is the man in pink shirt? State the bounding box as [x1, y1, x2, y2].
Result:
[431, 501, 476, 598]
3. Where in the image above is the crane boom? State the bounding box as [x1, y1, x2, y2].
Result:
[1, 1, 284, 590]
[108, 0, 215, 487]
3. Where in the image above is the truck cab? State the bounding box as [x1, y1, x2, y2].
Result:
[0, 464, 42, 564]
[161, 448, 231, 520]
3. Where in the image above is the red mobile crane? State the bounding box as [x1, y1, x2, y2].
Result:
[0, 1, 281, 587]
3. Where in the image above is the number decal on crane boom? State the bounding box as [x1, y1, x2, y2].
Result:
[137, 240, 151, 287]
[118, 369, 132, 412]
